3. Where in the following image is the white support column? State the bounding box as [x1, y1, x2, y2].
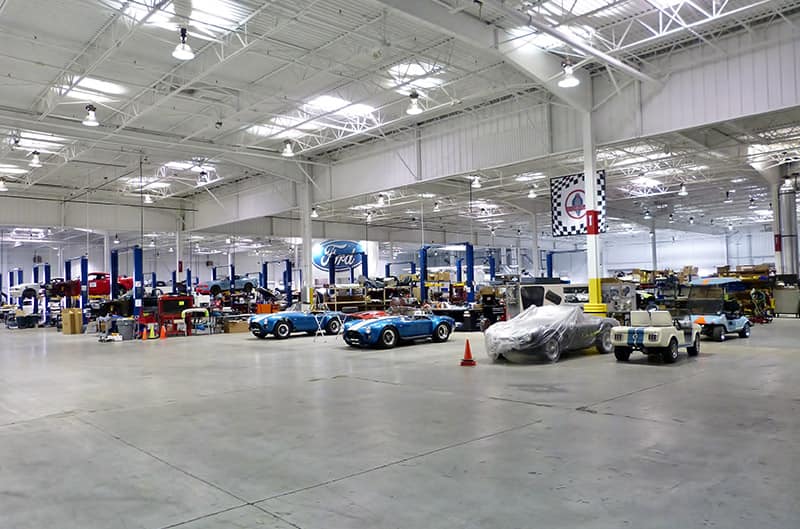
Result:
[650, 226, 657, 272]
[530, 213, 540, 277]
[103, 233, 110, 273]
[299, 179, 314, 290]
[582, 112, 606, 314]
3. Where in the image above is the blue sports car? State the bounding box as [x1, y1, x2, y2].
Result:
[343, 312, 456, 348]
[249, 306, 346, 339]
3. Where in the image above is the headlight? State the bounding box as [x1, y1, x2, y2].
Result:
[365, 328, 371, 335]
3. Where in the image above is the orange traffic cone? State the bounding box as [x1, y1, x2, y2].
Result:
[159, 325, 167, 340]
[461, 339, 476, 366]
[142, 327, 147, 341]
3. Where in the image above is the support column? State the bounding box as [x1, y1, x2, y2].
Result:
[175, 218, 183, 274]
[650, 226, 657, 272]
[582, 112, 606, 314]
[103, 233, 110, 273]
[772, 182, 783, 274]
[779, 172, 798, 276]
[530, 213, 540, 277]
[299, 180, 314, 290]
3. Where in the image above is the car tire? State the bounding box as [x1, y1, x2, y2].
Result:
[596, 326, 613, 354]
[273, 321, 291, 339]
[543, 338, 561, 363]
[325, 318, 342, 335]
[243, 283, 253, 293]
[614, 347, 632, 362]
[738, 322, 751, 338]
[379, 327, 398, 348]
[661, 338, 679, 363]
[210, 285, 222, 297]
[712, 325, 725, 342]
[431, 323, 451, 342]
[21, 288, 37, 299]
[687, 335, 700, 356]
[252, 330, 267, 339]
[117, 284, 128, 295]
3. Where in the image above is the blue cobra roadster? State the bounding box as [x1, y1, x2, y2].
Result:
[343, 312, 456, 348]
[249, 305, 346, 339]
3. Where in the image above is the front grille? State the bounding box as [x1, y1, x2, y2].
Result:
[345, 330, 362, 343]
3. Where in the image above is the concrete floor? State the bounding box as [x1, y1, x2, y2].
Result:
[1, 320, 798, 529]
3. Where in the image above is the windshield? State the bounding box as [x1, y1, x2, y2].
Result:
[687, 286, 724, 314]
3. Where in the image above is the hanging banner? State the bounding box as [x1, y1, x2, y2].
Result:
[550, 170, 607, 237]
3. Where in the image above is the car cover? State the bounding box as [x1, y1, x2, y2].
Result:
[484, 304, 584, 360]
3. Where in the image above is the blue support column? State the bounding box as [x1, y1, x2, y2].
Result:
[186, 268, 192, 295]
[64, 261, 72, 308]
[385, 263, 391, 277]
[32, 266, 39, 316]
[361, 253, 368, 278]
[133, 246, 143, 318]
[418, 247, 428, 303]
[33, 266, 39, 283]
[456, 258, 463, 283]
[110, 250, 119, 299]
[488, 253, 496, 281]
[465, 243, 475, 303]
[411, 262, 417, 274]
[261, 262, 268, 288]
[171, 271, 177, 294]
[546, 252, 554, 278]
[229, 264, 235, 291]
[80, 256, 89, 324]
[150, 272, 157, 293]
[284, 260, 293, 304]
[42, 263, 50, 323]
[328, 259, 336, 286]
[211, 267, 218, 280]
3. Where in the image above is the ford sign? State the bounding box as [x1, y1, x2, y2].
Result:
[312, 240, 365, 271]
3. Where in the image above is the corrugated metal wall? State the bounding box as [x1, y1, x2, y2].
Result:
[595, 21, 800, 143]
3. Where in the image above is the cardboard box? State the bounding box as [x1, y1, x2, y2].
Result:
[62, 308, 83, 335]
[223, 320, 250, 333]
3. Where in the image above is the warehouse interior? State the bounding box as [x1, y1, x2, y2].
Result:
[1, 1, 799, 528]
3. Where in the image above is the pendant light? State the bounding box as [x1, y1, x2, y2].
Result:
[281, 140, 294, 157]
[172, 27, 195, 61]
[471, 176, 481, 189]
[29, 151, 42, 168]
[527, 188, 537, 199]
[0, 179, 7, 192]
[310, 207, 319, 218]
[557, 64, 580, 88]
[406, 90, 423, 115]
[82, 104, 99, 127]
[678, 183, 688, 196]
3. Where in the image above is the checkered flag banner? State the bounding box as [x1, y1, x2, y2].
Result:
[550, 170, 607, 237]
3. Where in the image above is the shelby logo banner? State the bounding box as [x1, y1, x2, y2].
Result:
[550, 170, 607, 237]
[312, 240, 365, 271]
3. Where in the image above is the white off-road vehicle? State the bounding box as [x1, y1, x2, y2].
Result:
[611, 310, 701, 364]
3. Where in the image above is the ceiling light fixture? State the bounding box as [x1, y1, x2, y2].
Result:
[377, 194, 386, 206]
[113, 234, 120, 244]
[471, 176, 481, 189]
[643, 209, 652, 220]
[281, 140, 294, 157]
[310, 207, 319, 218]
[727, 222, 733, 231]
[689, 216, 695, 224]
[29, 151, 42, 168]
[143, 194, 153, 204]
[557, 63, 580, 88]
[169, 247, 174, 253]
[678, 183, 688, 196]
[749, 197, 756, 209]
[0, 179, 7, 192]
[527, 188, 537, 199]
[366, 211, 373, 223]
[82, 104, 99, 127]
[433, 201, 440, 212]
[668, 213, 674, 223]
[406, 90, 423, 115]
[172, 27, 195, 61]
[723, 191, 733, 204]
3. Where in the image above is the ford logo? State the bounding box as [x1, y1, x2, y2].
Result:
[312, 240, 365, 271]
